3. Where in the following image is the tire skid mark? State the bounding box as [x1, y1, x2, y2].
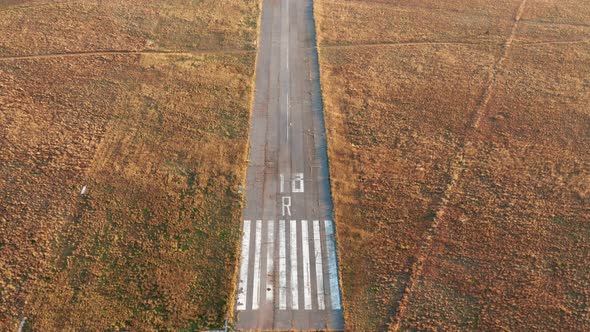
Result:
[387, 0, 528, 330]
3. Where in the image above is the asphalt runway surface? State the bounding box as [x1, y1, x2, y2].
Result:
[235, 0, 344, 330]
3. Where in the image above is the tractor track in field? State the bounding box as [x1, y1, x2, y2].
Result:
[320, 40, 503, 49]
[515, 39, 590, 46]
[0, 49, 256, 61]
[0, 0, 84, 12]
[387, 0, 529, 330]
[319, 38, 589, 51]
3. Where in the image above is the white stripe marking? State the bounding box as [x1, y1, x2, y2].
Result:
[252, 220, 262, 310]
[266, 220, 274, 302]
[237, 220, 251, 310]
[313, 220, 325, 310]
[279, 220, 287, 310]
[301, 220, 312, 309]
[325, 220, 342, 310]
[290, 220, 299, 310]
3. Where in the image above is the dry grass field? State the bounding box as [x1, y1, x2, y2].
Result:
[315, 0, 589, 330]
[0, 0, 259, 330]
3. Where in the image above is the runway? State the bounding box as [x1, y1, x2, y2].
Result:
[234, 0, 344, 330]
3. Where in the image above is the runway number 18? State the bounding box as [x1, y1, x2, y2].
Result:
[280, 173, 304, 193]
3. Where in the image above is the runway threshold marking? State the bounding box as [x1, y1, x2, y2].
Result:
[266, 221, 275, 302]
[301, 220, 313, 309]
[313, 220, 326, 310]
[279, 220, 287, 310]
[237, 220, 251, 310]
[238, 220, 341, 311]
[325, 220, 342, 310]
[290, 220, 299, 310]
[252, 220, 262, 310]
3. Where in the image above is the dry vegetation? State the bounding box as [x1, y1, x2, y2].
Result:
[0, 0, 259, 330]
[315, 0, 589, 330]
[0, 0, 259, 55]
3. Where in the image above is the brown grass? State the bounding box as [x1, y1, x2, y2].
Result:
[0, 0, 258, 56]
[0, 0, 259, 330]
[315, 0, 589, 330]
